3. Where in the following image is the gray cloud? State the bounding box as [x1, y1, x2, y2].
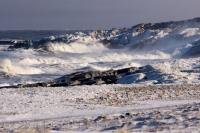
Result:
[0, 0, 200, 30]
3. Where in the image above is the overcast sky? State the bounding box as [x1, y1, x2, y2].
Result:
[0, 0, 200, 30]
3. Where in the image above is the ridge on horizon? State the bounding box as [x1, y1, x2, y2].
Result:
[0, 17, 200, 32]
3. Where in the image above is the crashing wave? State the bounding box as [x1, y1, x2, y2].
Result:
[0, 59, 43, 75]
[45, 36, 108, 53]
[2, 17, 200, 86]
[6, 17, 200, 58]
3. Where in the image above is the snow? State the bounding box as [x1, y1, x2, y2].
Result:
[1, 84, 200, 132]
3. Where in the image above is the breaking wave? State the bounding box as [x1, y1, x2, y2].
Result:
[46, 37, 108, 53]
[0, 59, 43, 75]
[1, 17, 200, 85]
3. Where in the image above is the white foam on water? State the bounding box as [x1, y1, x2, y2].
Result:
[179, 28, 200, 37]
[0, 59, 43, 75]
[0, 34, 191, 86]
[1, 25, 200, 85]
[19, 57, 67, 65]
[46, 36, 108, 53]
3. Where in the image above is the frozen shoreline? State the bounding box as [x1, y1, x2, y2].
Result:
[1, 84, 200, 132]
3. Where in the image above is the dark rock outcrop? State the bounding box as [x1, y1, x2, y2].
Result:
[0, 65, 173, 89]
[0, 40, 15, 45]
[8, 40, 32, 49]
[182, 39, 200, 58]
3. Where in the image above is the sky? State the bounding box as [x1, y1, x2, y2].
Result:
[0, 0, 200, 30]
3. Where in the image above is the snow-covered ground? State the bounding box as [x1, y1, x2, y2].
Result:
[1, 84, 200, 132]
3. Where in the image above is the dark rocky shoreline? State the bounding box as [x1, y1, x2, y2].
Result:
[0, 65, 172, 89]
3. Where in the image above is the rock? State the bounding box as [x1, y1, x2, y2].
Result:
[8, 40, 32, 49]
[117, 73, 146, 84]
[0, 40, 15, 45]
[182, 39, 200, 58]
[0, 65, 172, 89]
